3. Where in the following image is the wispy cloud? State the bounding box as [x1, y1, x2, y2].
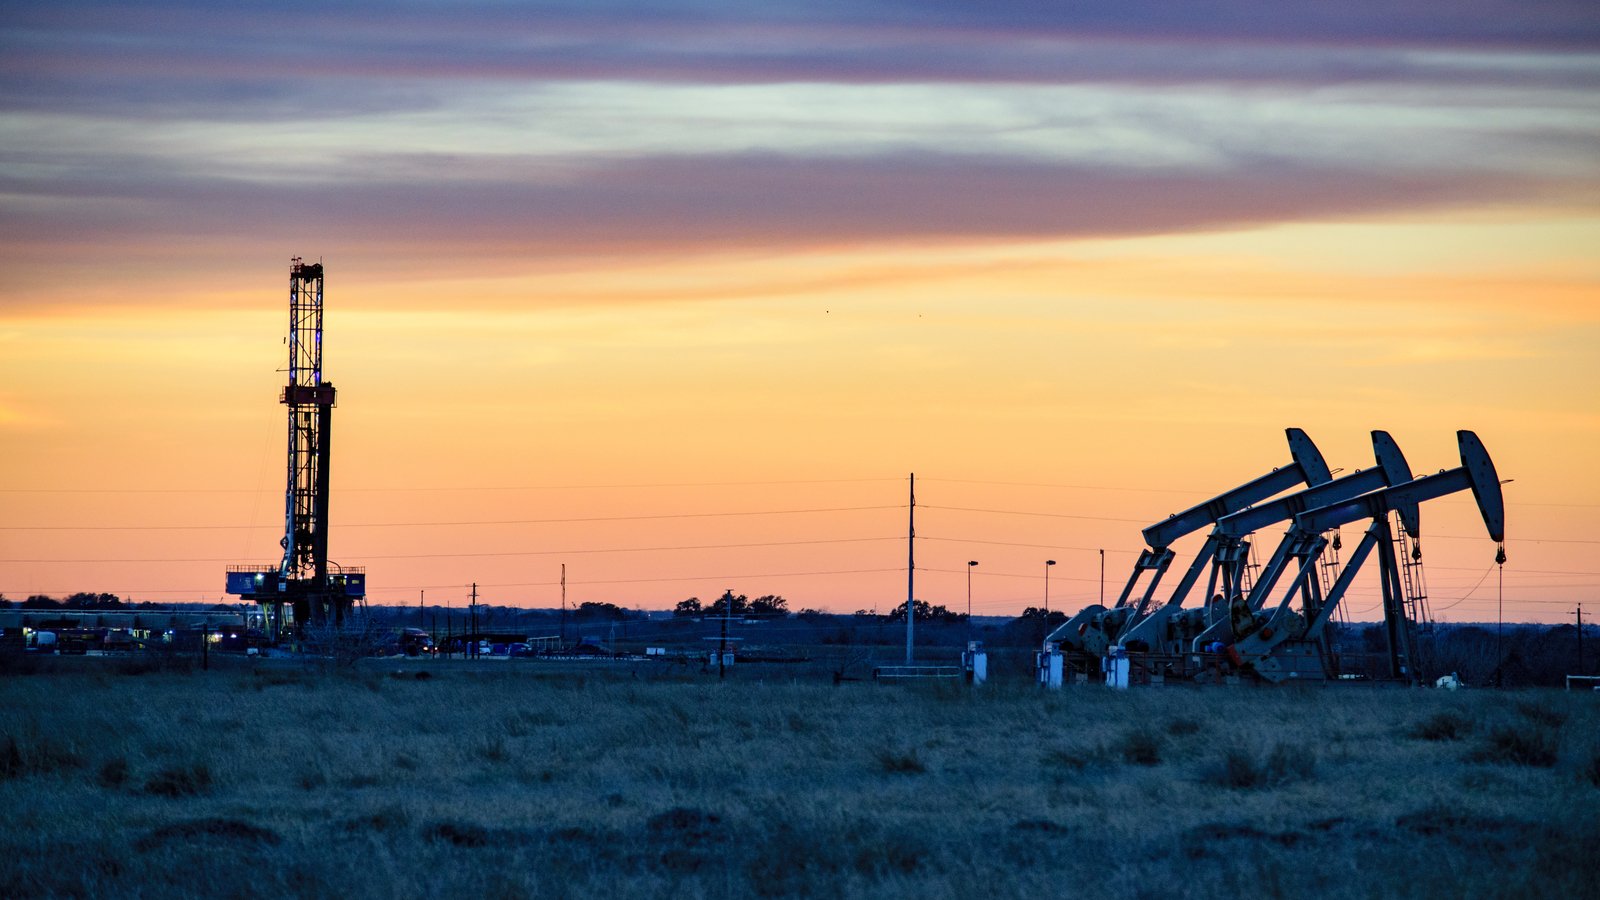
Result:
[1, 1, 1597, 306]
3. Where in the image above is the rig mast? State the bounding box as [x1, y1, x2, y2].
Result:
[227, 258, 364, 637]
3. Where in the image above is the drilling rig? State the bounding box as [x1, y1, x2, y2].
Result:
[225, 258, 365, 638]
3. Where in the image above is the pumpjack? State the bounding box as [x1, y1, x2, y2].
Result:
[1116, 430, 1416, 668]
[1225, 431, 1505, 683]
[1038, 428, 1331, 683]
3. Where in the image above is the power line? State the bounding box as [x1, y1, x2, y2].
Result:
[919, 477, 1198, 495]
[3, 567, 906, 596]
[0, 477, 905, 495]
[919, 535, 1141, 555]
[917, 565, 1098, 583]
[443, 567, 904, 588]
[1432, 565, 1497, 613]
[0, 536, 902, 564]
[1428, 533, 1600, 545]
[919, 504, 1149, 524]
[2, 504, 905, 532]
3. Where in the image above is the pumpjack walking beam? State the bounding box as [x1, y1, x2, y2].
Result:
[1043, 428, 1332, 653]
[1230, 431, 1506, 683]
[1123, 430, 1414, 655]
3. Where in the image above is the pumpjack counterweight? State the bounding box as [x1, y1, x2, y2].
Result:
[225, 258, 365, 639]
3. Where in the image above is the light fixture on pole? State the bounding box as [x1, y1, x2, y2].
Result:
[967, 561, 979, 623]
[1045, 559, 1056, 615]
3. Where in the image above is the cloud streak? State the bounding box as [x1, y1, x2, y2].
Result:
[1, 1, 1596, 302]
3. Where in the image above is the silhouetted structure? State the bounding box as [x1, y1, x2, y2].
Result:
[225, 259, 365, 637]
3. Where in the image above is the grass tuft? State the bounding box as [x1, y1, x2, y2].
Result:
[1042, 743, 1105, 772]
[0, 736, 22, 779]
[342, 805, 412, 833]
[1468, 725, 1559, 768]
[477, 736, 510, 763]
[0, 734, 85, 778]
[425, 821, 494, 848]
[143, 763, 214, 797]
[1202, 743, 1314, 789]
[1118, 728, 1163, 766]
[1410, 710, 1474, 742]
[875, 746, 927, 774]
[135, 818, 280, 852]
[647, 806, 727, 872]
[1515, 700, 1568, 729]
[97, 757, 130, 788]
[1012, 818, 1071, 834]
[1165, 717, 1203, 736]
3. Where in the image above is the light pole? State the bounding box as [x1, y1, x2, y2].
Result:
[966, 561, 979, 624]
[1045, 560, 1056, 615]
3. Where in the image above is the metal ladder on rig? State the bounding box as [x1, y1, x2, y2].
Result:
[1394, 517, 1433, 633]
[1319, 531, 1347, 625]
[1239, 540, 1261, 598]
[1392, 513, 1434, 681]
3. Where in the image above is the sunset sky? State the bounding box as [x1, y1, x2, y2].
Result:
[2, 2, 1597, 624]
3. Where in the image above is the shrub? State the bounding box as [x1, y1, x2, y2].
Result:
[1469, 725, 1559, 768]
[1411, 711, 1474, 742]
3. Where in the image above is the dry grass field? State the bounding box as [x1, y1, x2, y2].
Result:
[2, 661, 1597, 899]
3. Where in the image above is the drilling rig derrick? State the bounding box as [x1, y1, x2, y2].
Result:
[225, 258, 365, 640]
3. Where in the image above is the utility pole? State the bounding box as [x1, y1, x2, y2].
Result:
[1045, 559, 1055, 615]
[719, 588, 733, 681]
[470, 582, 478, 659]
[419, 589, 424, 629]
[559, 563, 567, 648]
[1578, 603, 1585, 675]
[906, 473, 916, 665]
[1098, 549, 1104, 606]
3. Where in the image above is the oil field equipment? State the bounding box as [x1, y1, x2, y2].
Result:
[1223, 430, 1505, 684]
[1045, 429, 1506, 686]
[1111, 430, 1417, 673]
[224, 259, 365, 637]
[1039, 428, 1331, 681]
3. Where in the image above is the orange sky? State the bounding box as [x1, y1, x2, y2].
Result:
[4, 218, 1597, 623]
[3, 3, 1598, 623]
